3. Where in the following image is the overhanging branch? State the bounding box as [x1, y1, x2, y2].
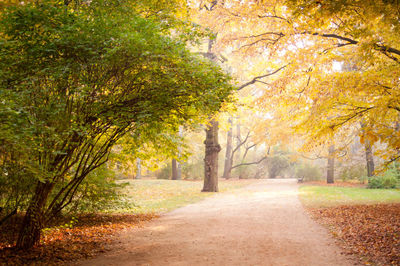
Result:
[231, 156, 267, 169]
[238, 64, 288, 90]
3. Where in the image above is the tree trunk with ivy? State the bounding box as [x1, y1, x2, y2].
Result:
[203, 119, 221, 192]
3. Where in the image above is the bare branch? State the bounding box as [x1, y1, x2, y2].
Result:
[242, 143, 256, 161]
[231, 156, 267, 169]
[232, 131, 250, 156]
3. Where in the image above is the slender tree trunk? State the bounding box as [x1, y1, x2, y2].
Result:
[365, 140, 375, 177]
[203, 119, 221, 192]
[16, 181, 54, 250]
[236, 121, 244, 179]
[177, 126, 183, 180]
[177, 161, 182, 180]
[223, 117, 233, 179]
[327, 145, 335, 184]
[172, 159, 178, 180]
[136, 158, 141, 179]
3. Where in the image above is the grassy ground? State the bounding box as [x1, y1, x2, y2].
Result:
[119, 179, 253, 214]
[299, 185, 400, 208]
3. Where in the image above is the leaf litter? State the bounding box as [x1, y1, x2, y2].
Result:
[308, 204, 400, 265]
[0, 213, 158, 265]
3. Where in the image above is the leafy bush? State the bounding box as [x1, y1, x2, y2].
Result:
[368, 163, 400, 189]
[65, 165, 131, 213]
[267, 156, 289, 179]
[156, 164, 172, 180]
[339, 165, 366, 182]
[182, 160, 203, 180]
[295, 163, 322, 181]
[367, 176, 397, 189]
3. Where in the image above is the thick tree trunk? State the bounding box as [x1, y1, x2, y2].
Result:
[365, 140, 375, 177]
[172, 159, 178, 180]
[223, 117, 233, 179]
[203, 119, 221, 192]
[327, 145, 335, 184]
[136, 158, 141, 179]
[16, 181, 54, 250]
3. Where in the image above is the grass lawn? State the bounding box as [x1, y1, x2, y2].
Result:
[299, 185, 400, 208]
[118, 179, 253, 214]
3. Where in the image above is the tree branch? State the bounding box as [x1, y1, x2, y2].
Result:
[232, 131, 250, 156]
[231, 156, 267, 169]
[304, 31, 400, 62]
[238, 64, 289, 90]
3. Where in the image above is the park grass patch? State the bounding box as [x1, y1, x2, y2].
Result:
[119, 179, 253, 214]
[299, 185, 400, 208]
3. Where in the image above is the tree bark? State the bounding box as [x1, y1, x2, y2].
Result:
[223, 117, 233, 179]
[176, 126, 183, 180]
[364, 140, 375, 177]
[136, 158, 141, 179]
[16, 181, 54, 250]
[203, 119, 221, 192]
[236, 122, 244, 179]
[327, 145, 335, 184]
[172, 159, 178, 180]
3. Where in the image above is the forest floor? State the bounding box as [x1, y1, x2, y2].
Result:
[77, 179, 357, 266]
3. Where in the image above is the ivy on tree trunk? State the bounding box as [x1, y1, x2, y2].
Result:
[203, 119, 221, 192]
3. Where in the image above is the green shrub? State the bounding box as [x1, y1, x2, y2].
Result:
[267, 156, 289, 179]
[368, 163, 400, 189]
[65, 165, 131, 213]
[182, 161, 203, 180]
[339, 165, 366, 182]
[156, 164, 171, 180]
[295, 163, 322, 181]
[368, 176, 398, 189]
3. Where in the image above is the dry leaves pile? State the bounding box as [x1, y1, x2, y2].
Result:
[309, 204, 400, 265]
[0, 213, 158, 265]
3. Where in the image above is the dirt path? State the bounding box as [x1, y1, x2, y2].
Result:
[78, 179, 355, 266]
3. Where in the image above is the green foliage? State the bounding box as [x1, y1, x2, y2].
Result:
[368, 163, 400, 189]
[295, 163, 322, 181]
[156, 163, 172, 180]
[66, 165, 131, 213]
[267, 156, 289, 179]
[339, 165, 366, 182]
[367, 176, 396, 189]
[182, 160, 203, 180]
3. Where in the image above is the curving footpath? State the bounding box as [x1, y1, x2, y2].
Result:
[78, 179, 355, 266]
